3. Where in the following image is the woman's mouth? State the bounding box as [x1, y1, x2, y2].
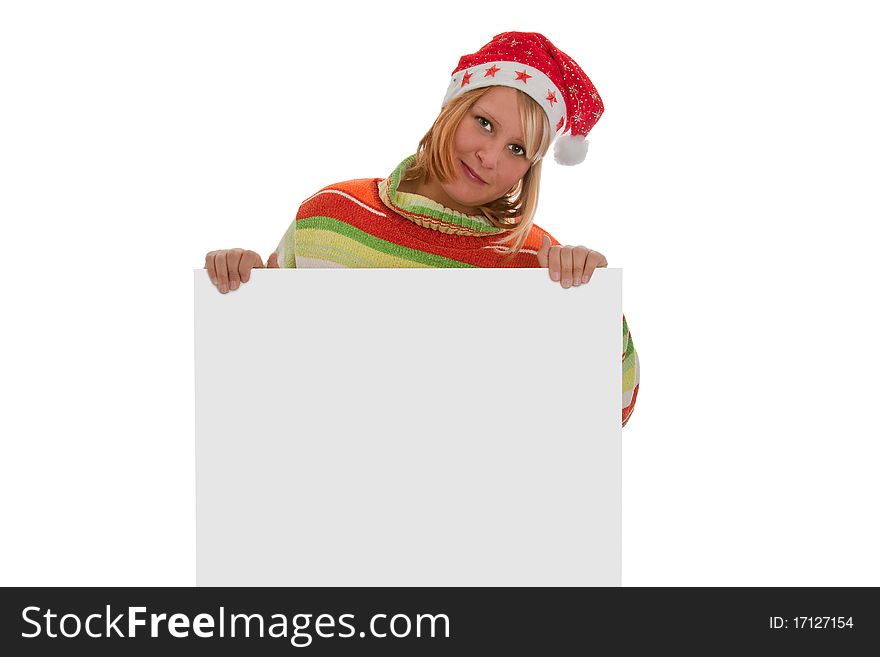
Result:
[460, 160, 487, 184]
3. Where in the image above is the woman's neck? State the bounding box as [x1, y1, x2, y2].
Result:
[397, 176, 478, 217]
[378, 156, 507, 237]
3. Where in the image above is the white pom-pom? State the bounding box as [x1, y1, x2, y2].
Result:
[553, 134, 589, 165]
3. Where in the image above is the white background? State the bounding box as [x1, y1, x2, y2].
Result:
[2, 0, 878, 586]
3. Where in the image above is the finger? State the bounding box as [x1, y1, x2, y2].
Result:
[559, 246, 574, 288]
[548, 245, 562, 282]
[226, 249, 243, 291]
[205, 251, 218, 286]
[238, 251, 254, 284]
[239, 251, 264, 283]
[215, 251, 229, 294]
[583, 251, 608, 284]
[571, 247, 589, 286]
[536, 234, 550, 268]
[267, 252, 279, 269]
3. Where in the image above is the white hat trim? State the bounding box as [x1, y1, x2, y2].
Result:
[442, 61, 567, 139]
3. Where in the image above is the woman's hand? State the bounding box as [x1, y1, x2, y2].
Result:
[537, 235, 608, 289]
[204, 249, 279, 294]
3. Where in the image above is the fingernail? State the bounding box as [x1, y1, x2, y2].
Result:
[584, 276, 591, 284]
[230, 280, 238, 290]
[573, 277, 581, 286]
[562, 278, 571, 288]
[220, 284, 228, 293]
[551, 271, 560, 281]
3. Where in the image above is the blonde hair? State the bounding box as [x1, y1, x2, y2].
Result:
[402, 87, 551, 260]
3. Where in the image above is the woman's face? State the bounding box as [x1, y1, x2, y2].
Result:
[435, 86, 532, 214]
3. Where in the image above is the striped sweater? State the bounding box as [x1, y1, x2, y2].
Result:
[274, 156, 639, 426]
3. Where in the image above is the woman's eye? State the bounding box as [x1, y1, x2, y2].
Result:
[477, 116, 491, 131]
[509, 144, 526, 157]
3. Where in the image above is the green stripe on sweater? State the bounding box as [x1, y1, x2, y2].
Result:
[297, 216, 476, 268]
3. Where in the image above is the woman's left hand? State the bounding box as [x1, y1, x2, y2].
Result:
[537, 235, 608, 288]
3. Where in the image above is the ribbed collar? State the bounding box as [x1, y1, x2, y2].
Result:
[377, 155, 508, 238]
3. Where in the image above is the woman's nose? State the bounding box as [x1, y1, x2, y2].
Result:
[476, 146, 499, 169]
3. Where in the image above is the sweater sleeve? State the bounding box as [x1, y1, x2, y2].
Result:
[272, 215, 297, 269]
[622, 316, 640, 427]
[273, 190, 325, 269]
[271, 182, 360, 268]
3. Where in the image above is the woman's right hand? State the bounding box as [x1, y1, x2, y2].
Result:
[204, 249, 278, 294]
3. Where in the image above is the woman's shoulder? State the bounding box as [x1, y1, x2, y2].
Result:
[295, 177, 386, 219]
[301, 177, 383, 202]
[524, 222, 560, 248]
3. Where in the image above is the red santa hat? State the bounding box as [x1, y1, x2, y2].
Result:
[442, 32, 604, 165]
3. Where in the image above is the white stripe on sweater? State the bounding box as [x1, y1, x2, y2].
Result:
[481, 246, 539, 255]
[301, 189, 388, 217]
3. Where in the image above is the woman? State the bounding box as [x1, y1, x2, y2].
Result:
[205, 32, 640, 426]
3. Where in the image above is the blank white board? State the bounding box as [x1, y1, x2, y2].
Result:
[194, 268, 622, 586]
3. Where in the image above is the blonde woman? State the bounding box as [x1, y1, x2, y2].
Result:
[204, 32, 640, 425]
